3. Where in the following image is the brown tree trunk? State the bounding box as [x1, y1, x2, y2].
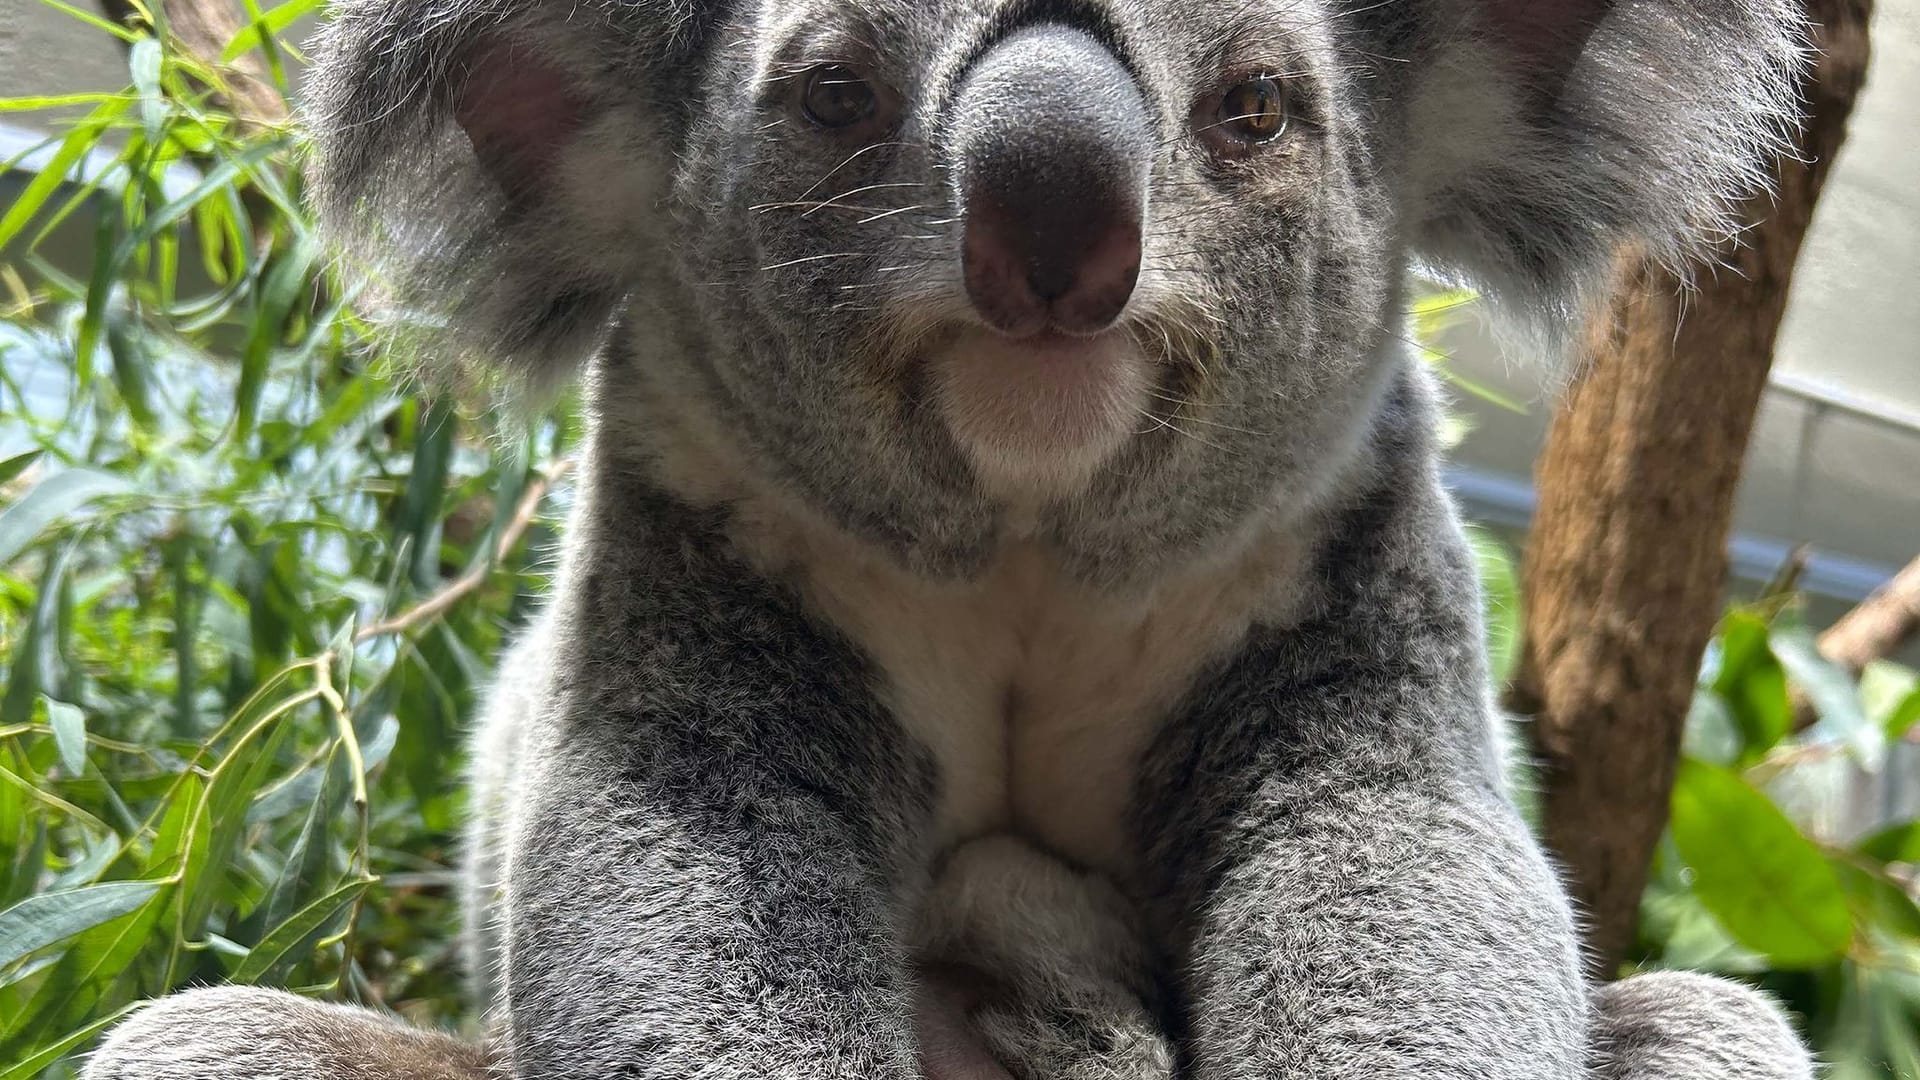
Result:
[1506, 0, 1875, 976]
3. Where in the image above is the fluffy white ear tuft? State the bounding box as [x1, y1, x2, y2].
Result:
[305, 1, 699, 392]
[1402, 0, 1810, 358]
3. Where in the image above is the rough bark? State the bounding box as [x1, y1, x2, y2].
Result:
[1506, 0, 1875, 976]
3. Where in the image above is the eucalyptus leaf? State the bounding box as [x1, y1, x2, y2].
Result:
[0, 449, 42, 486]
[0, 468, 132, 569]
[232, 878, 370, 984]
[1668, 759, 1853, 968]
[1771, 624, 1879, 768]
[43, 698, 87, 777]
[1711, 611, 1792, 760]
[0, 881, 161, 973]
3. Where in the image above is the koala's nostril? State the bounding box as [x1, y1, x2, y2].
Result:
[1028, 259, 1076, 304]
[951, 24, 1153, 338]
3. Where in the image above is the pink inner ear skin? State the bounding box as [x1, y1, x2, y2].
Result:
[452, 37, 587, 200]
[1484, 0, 1616, 84]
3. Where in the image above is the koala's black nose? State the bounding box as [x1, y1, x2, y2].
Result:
[950, 25, 1151, 338]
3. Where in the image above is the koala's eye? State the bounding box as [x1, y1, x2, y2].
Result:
[1198, 77, 1290, 157]
[801, 65, 879, 130]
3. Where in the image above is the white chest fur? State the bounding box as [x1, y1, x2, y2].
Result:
[740, 508, 1312, 876]
[626, 369, 1312, 876]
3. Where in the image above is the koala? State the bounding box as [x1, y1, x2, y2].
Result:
[86, 0, 1819, 1078]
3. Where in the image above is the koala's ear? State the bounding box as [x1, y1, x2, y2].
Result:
[305, 1, 709, 389]
[1402, 0, 1810, 346]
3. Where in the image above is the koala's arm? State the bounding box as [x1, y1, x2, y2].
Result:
[485, 490, 936, 1080]
[1138, 450, 1590, 1078]
[1154, 770, 1587, 1077]
[499, 721, 924, 1080]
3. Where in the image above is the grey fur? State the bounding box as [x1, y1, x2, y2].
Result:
[89, 0, 1816, 1077]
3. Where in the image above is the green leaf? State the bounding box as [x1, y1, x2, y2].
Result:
[235, 232, 316, 441]
[129, 38, 165, 144]
[103, 308, 158, 430]
[221, 0, 324, 60]
[0, 99, 128, 252]
[1667, 758, 1853, 968]
[393, 399, 455, 588]
[1859, 821, 1920, 865]
[30, 0, 142, 44]
[0, 93, 129, 112]
[74, 190, 121, 382]
[257, 751, 342, 935]
[0, 541, 76, 729]
[1771, 623, 1878, 766]
[0, 881, 161, 973]
[232, 878, 370, 984]
[1858, 661, 1920, 741]
[1, 879, 168, 1044]
[111, 137, 288, 262]
[1710, 611, 1792, 760]
[0, 467, 132, 568]
[43, 698, 87, 777]
[181, 718, 294, 939]
[1832, 860, 1920, 941]
[0, 450, 42, 487]
[1884, 689, 1920, 741]
[0, 1007, 136, 1080]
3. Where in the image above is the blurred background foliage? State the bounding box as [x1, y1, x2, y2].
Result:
[0, 4, 1915, 1078]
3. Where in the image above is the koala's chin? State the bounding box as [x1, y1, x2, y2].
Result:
[928, 326, 1151, 503]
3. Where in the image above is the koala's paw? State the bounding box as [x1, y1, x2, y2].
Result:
[1594, 970, 1812, 1080]
[969, 995, 1175, 1080]
[83, 985, 492, 1080]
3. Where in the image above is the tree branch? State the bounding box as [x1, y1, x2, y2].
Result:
[1792, 553, 1920, 730]
[1819, 556, 1920, 675]
[1506, 0, 1874, 976]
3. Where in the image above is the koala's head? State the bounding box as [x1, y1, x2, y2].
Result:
[309, 0, 1804, 580]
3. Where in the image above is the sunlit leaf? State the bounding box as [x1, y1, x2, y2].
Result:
[1467, 526, 1521, 685]
[0, 99, 129, 251]
[0, 468, 131, 568]
[130, 38, 165, 144]
[1771, 623, 1879, 768]
[43, 698, 88, 777]
[222, 0, 325, 61]
[0, 450, 43, 486]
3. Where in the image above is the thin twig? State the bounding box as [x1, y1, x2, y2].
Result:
[353, 458, 574, 645]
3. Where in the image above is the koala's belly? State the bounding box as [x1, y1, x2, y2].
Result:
[789, 536, 1308, 875]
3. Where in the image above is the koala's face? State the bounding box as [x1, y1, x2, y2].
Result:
[647, 0, 1393, 576]
[311, 0, 1806, 578]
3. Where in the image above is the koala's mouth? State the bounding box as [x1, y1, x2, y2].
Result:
[927, 326, 1151, 501]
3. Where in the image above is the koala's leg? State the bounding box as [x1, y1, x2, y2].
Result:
[1593, 971, 1813, 1080]
[913, 834, 1174, 1080]
[82, 985, 493, 1080]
